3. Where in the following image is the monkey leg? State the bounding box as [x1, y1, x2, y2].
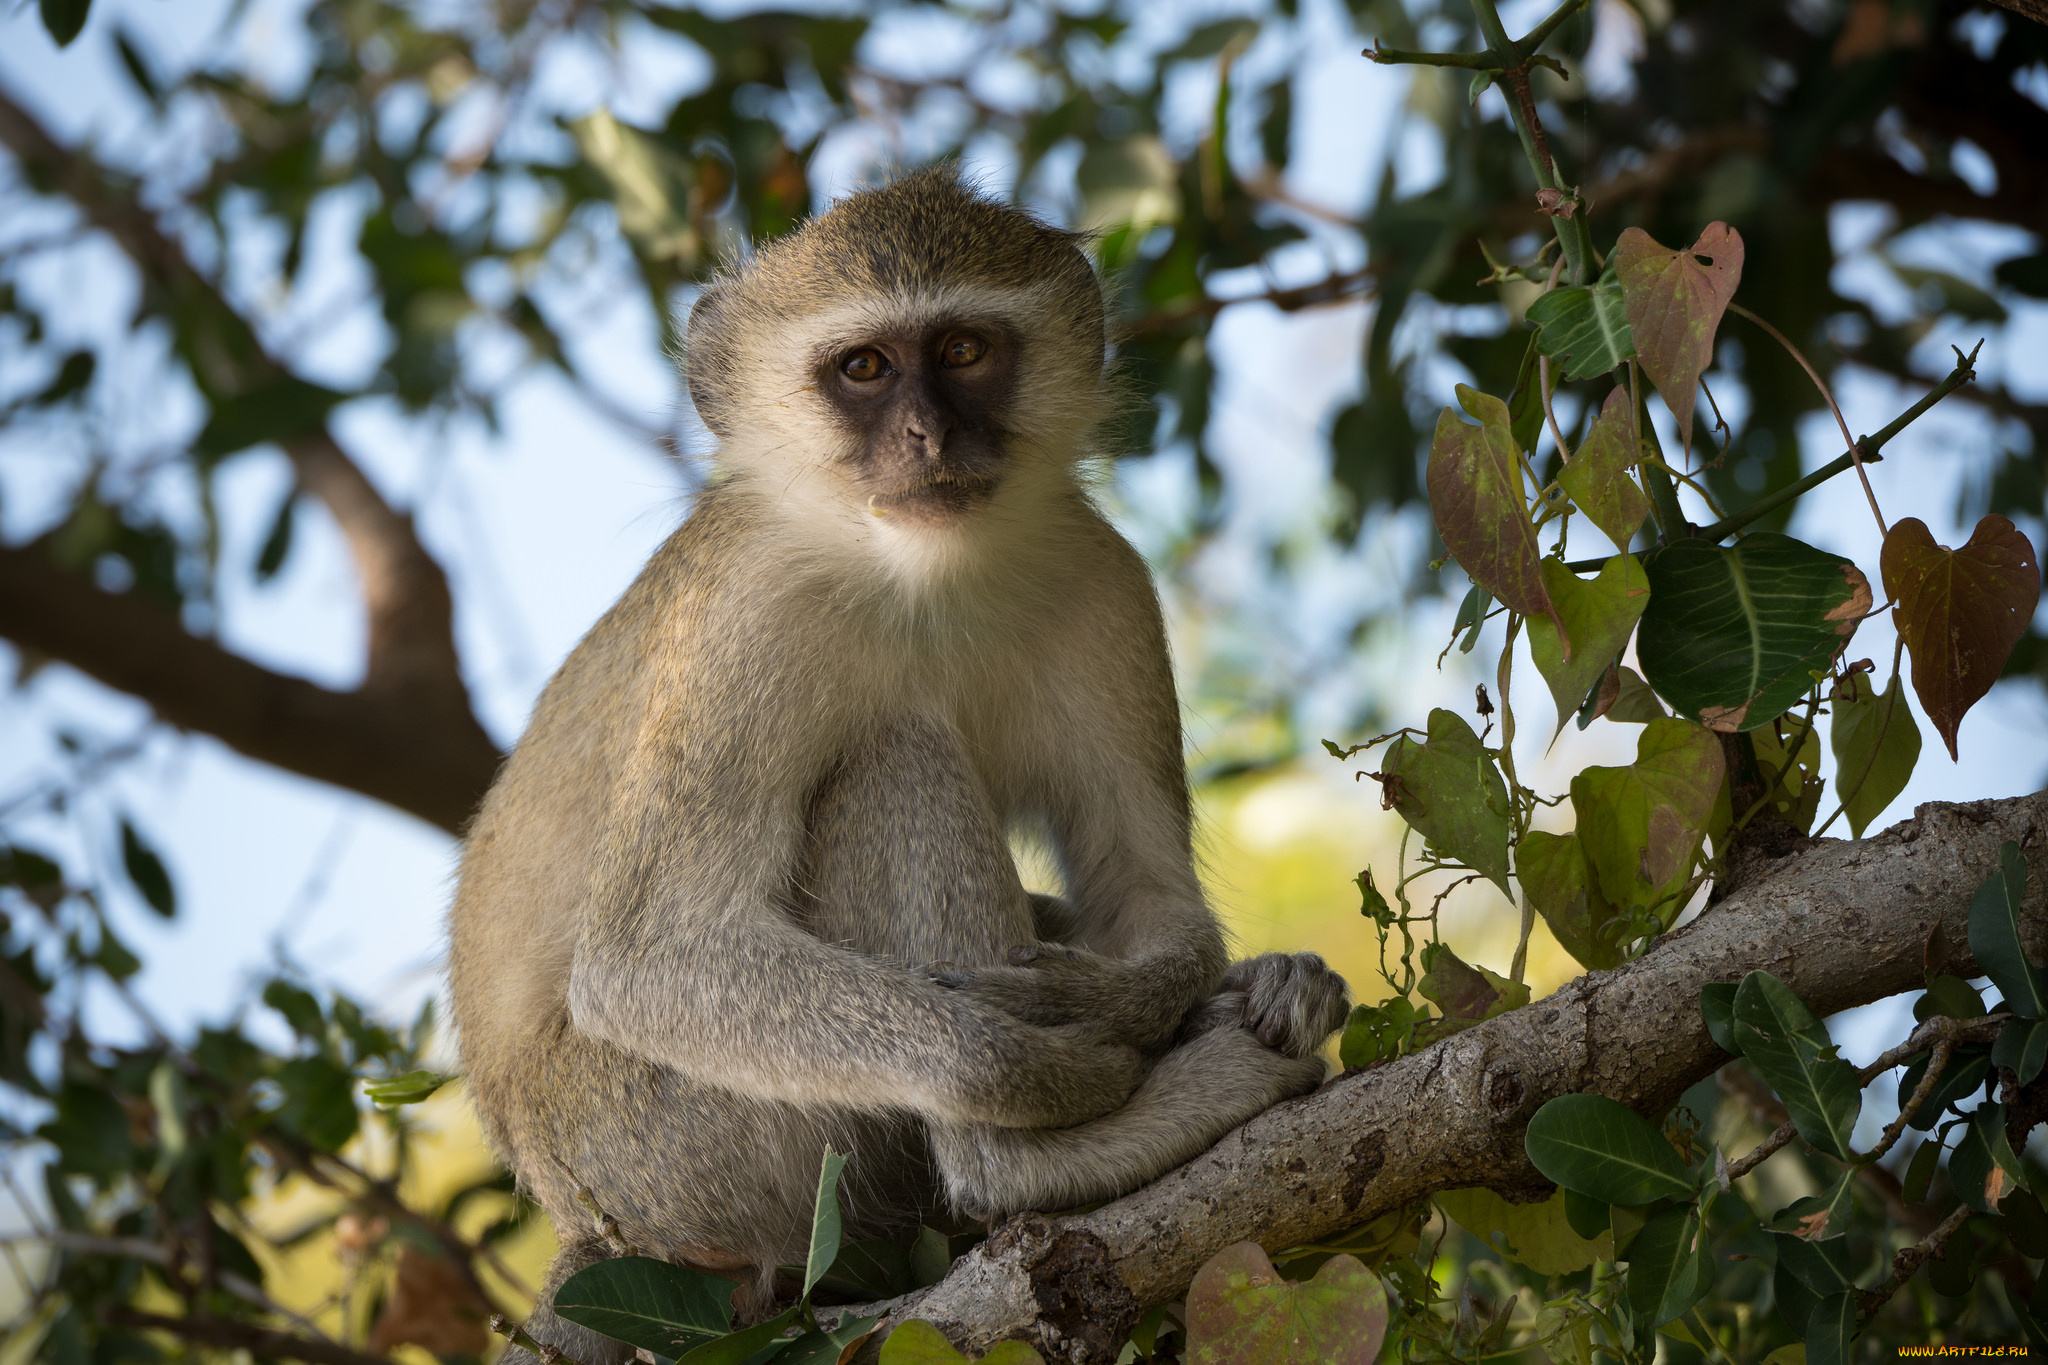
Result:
[926, 1018, 1327, 1220]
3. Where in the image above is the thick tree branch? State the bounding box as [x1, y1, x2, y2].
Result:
[0, 545, 498, 833]
[843, 793, 2048, 1362]
[1986, 0, 2048, 27]
[0, 86, 484, 784]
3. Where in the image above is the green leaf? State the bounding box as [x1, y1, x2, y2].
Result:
[1968, 842, 2046, 1019]
[273, 1055, 359, 1150]
[1732, 971, 1861, 1160]
[816, 1238, 908, 1299]
[1765, 1170, 1856, 1241]
[570, 109, 707, 266]
[676, 1304, 802, 1365]
[1517, 830, 1625, 971]
[1898, 1051, 1990, 1131]
[363, 1070, 453, 1107]
[1527, 554, 1650, 736]
[193, 376, 346, 462]
[1700, 983, 1741, 1056]
[1570, 718, 1725, 923]
[1558, 387, 1650, 553]
[263, 979, 325, 1037]
[1749, 712, 1826, 834]
[805, 1149, 850, 1297]
[1638, 533, 1870, 732]
[910, 1226, 953, 1288]
[1427, 386, 1556, 626]
[1950, 1101, 2026, 1214]
[1623, 1204, 1712, 1324]
[42, 1082, 136, 1181]
[1915, 975, 1987, 1022]
[1902, 1136, 1941, 1204]
[1995, 1018, 2048, 1087]
[554, 1256, 737, 1354]
[1563, 1188, 1609, 1240]
[1802, 1291, 1856, 1365]
[119, 819, 176, 918]
[878, 1319, 1043, 1364]
[1828, 671, 1921, 837]
[255, 490, 297, 582]
[1524, 1094, 1697, 1205]
[1379, 709, 1512, 895]
[1606, 666, 1667, 723]
[773, 1316, 882, 1365]
[1338, 997, 1418, 1070]
[1452, 584, 1491, 655]
[1416, 942, 1528, 1033]
[1184, 1242, 1389, 1365]
[1996, 252, 2048, 299]
[1613, 223, 1744, 453]
[1504, 331, 1549, 456]
[1436, 1187, 1612, 1273]
[1773, 1232, 1853, 1294]
[1881, 515, 2040, 759]
[1525, 273, 1636, 381]
[39, 0, 90, 46]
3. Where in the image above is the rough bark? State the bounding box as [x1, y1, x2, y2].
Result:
[1988, 0, 2048, 26]
[845, 792, 2048, 1363]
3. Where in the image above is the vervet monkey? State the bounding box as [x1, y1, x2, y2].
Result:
[447, 166, 1350, 1344]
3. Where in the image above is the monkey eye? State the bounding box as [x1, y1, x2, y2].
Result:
[940, 333, 987, 369]
[840, 347, 890, 382]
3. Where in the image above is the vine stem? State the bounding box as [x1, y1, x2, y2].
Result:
[1811, 636, 1908, 841]
[1728, 302, 1886, 536]
[1465, 0, 1596, 283]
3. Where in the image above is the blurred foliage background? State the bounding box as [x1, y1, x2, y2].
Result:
[0, 0, 2045, 1356]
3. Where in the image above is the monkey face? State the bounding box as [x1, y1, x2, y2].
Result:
[816, 321, 1019, 524]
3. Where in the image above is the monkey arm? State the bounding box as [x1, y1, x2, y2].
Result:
[565, 909, 1144, 1129]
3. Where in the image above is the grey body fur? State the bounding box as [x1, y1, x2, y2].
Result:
[447, 168, 1348, 1339]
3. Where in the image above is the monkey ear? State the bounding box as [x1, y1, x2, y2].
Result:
[683, 284, 734, 440]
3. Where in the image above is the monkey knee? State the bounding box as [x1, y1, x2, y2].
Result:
[519, 1241, 640, 1365]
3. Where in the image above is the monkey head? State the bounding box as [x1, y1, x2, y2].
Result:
[683, 166, 1112, 535]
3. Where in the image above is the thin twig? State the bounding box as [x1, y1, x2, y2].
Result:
[490, 1312, 587, 1365]
[1728, 302, 1885, 536]
[1857, 1201, 1974, 1323]
[105, 1309, 397, 1365]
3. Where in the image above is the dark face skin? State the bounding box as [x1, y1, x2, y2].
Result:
[817, 321, 1018, 523]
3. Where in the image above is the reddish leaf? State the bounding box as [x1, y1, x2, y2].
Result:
[1417, 941, 1529, 1032]
[1881, 515, 2041, 759]
[1613, 224, 1744, 454]
[1186, 1243, 1389, 1365]
[1428, 385, 1555, 633]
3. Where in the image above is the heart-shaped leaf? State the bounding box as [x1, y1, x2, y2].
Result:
[1416, 941, 1529, 1034]
[879, 1320, 1043, 1365]
[1570, 718, 1725, 923]
[1732, 972, 1860, 1160]
[1525, 272, 1636, 381]
[1968, 841, 2045, 1019]
[1436, 1187, 1613, 1274]
[1828, 671, 1922, 837]
[1528, 555, 1651, 737]
[1427, 385, 1556, 629]
[1881, 515, 2041, 759]
[1184, 1243, 1389, 1365]
[1517, 830, 1625, 971]
[1524, 1093, 1697, 1206]
[1614, 223, 1744, 452]
[1379, 709, 1512, 895]
[1558, 387, 1651, 553]
[1639, 532, 1870, 732]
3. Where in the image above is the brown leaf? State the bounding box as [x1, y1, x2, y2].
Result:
[1613, 224, 1744, 455]
[367, 1245, 490, 1358]
[1881, 515, 2042, 760]
[1427, 385, 1555, 632]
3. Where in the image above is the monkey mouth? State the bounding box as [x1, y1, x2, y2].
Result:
[864, 468, 1002, 520]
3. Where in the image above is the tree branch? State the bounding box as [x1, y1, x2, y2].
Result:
[0, 545, 498, 833]
[840, 793, 2048, 1362]
[104, 1308, 398, 1365]
[0, 86, 488, 804]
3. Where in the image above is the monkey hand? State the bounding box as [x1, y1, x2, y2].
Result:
[929, 942, 1197, 1052]
[1195, 952, 1351, 1060]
